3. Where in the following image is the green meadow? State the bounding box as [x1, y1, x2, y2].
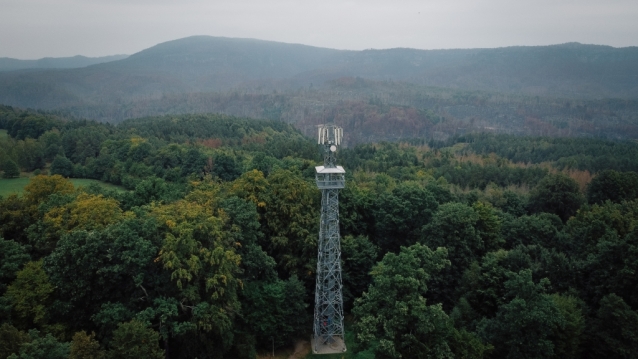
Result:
[0, 177, 126, 197]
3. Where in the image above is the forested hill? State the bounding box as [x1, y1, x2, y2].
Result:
[112, 36, 345, 85]
[1, 36, 637, 116]
[0, 54, 128, 72]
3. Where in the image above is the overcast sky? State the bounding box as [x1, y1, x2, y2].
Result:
[2, 0, 637, 59]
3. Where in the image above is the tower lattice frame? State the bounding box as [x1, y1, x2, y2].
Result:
[312, 124, 347, 354]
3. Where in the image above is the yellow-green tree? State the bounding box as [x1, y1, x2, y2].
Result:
[260, 168, 319, 279]
[107, 320, 163, 359]
[230, 169, 268, 210]
[152, 196, 241, 346]
[23, 175, 74, 208]
[43, 193, 126, 234]
[0, 323, 30, 359]
[69, 331, 106, 359]
[4, 261, 53, 329]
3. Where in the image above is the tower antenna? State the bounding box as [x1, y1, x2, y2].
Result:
[312, 124, 346, 354]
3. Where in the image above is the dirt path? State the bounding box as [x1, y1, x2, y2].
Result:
[288, 339, 311, 359]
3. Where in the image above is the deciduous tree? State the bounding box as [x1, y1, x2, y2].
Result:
[69, 331, 105, 359]
[240, 276, 308, 349]
[478, 270, 564, 359]
[107, 321, 163, 359]
[353, 244, 488, 359]
[4, 261, 54, 328]
[260, 168, 319, 279]
[23, 175, 74, 208]
[587, 170, 638, 204]
[6, 329, 69, 359]
[528, 173, 584, 222]
[0, 238, 30, 295]
[0, 323, 29, 359]
[421, 202, 501, 308]
[586, 294, 638, 359]
[152, 198, 242, 349]
[373, 182, 438, 253]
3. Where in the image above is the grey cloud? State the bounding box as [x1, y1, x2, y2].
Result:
[1, 0, 636, 58]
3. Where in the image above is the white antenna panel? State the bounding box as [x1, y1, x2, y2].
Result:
[317, 124, 344, 145]
[333, 127, 341, 146]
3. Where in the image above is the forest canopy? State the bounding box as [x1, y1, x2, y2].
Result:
[1, 106, 638, 358]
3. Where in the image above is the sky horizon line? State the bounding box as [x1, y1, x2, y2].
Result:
[2, 35, 636, 61]
[3, 1, 637, 59]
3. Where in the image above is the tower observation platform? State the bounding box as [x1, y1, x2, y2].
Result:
[312, 124, 347, 354]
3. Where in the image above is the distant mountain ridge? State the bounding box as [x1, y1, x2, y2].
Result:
[0, 54, 129, 72]
[0, 36, 637, 121]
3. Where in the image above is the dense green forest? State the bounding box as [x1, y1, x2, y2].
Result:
[1, 105, 638, 358]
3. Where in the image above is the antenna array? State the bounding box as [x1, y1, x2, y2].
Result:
[317, 126, 343, 146]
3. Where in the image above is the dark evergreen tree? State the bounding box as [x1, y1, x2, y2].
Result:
[180, 148, 206, 177]
[50, 155, 74, 178]
[586, 294, 638, 359]
[2, 160, 19, 179]
[212, 153, 242, 181]
[528, 173, 584, 222]
[587, 170, 638, 204]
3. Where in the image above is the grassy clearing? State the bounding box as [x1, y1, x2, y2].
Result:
[0, 177, 31, 197]
[0, 177, 126, 197]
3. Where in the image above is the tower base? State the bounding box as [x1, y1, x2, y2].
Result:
[311, 335, 347, 354]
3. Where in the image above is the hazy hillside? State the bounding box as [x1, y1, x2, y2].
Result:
[1, 37, 637, 104]
[343, 43, 638, 98]
[0, 36, 637, 142]
[112, 36, 346, 87]
[0, 54, 128, 72]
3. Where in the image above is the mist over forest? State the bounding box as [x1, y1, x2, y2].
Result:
[1, 36, 638, 359]
[1, 36, 638, 143]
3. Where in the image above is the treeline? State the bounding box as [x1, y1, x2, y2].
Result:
[427, 132, 638, 173]
[6, 69, 638, 147]
[340, 142, 551, 189]
[0, 105, 318, 186]
[1, 107, 638, 358]
[89, 84, 638, 143]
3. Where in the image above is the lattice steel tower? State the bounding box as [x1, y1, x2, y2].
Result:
[312, 124, 347, 354]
